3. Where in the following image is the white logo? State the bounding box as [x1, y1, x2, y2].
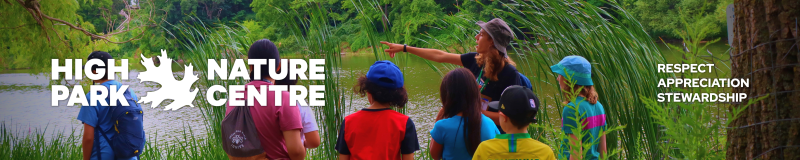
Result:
[229, 130, 247, 149]
[137, 49, 199, 110]
[530, 99, 536, 109]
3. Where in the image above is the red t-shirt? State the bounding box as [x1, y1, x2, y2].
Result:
[225, 80, 302, 159]
[335, 108, 420, 160]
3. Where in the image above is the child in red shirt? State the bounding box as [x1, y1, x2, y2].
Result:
[335, 60, 420, 160]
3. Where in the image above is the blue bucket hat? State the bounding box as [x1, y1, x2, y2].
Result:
[367, 60, 404, 89]
[550, 55, 593, 86]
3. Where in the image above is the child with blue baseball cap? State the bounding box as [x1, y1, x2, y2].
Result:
[335, 60, 420, 160]
[551, 55, 607, 160]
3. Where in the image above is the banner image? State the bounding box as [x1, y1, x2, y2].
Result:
[1, 0, 798, 160]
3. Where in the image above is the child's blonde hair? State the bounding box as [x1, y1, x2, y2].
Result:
[559, 76, 599, 104]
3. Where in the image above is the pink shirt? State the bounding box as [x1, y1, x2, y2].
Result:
[225, 80, 303, 159]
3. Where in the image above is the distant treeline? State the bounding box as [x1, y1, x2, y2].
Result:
[1, 0, 731, 70]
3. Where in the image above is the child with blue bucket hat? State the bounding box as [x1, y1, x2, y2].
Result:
[550, 55, 607, 160]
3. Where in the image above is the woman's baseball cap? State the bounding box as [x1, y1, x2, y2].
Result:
[550, 55, 593, 86]
[366, 60, 404, 89]
[476, 18, 515, 57]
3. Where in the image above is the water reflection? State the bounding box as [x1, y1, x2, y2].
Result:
[0, 72, 207, 146]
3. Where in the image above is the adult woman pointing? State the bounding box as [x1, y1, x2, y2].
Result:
[381, 18, 520, 133]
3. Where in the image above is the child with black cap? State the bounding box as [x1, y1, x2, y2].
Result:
[335, 60, 420, 160]
[472, 85, 556, 160]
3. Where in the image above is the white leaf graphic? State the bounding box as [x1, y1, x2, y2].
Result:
[137, 49, 199, 110]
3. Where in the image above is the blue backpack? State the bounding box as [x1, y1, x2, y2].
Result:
[518, 72, 533, 90]
[95, 88, 145, 160]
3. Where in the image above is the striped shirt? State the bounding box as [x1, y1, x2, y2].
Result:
[560, 96, 606, 160]
[471, 133, 556, 160]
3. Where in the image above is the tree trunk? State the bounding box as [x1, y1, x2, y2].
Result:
[728, 0, 800, 160]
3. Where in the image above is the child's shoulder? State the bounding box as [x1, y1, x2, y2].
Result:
[522, 138, 552, 148]
[346, 109, 409, 119]
[477, 138, 507, 148]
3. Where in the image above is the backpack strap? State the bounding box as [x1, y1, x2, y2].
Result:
[95, 124, 113, 160]
[92, 86, 125, 160]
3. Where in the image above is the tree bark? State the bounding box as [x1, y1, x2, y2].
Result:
[728, 0, 800, 160]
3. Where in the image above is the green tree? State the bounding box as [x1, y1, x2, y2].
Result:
[728, 0, 799, 159]
[626, 0, 732, 39]
[0, 0, 130, 73]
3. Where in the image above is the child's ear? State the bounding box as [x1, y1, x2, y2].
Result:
[366, 92, 374, 104]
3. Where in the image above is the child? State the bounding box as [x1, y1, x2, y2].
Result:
[77, 51, 144, 160]
[274, 77, 320, 149]
[224, 39, 305, 160]
[429, 68, 500, 160]
[335, 60, 420, 160]
[551, 55, 606, 160]
[472, 85, 556, 160]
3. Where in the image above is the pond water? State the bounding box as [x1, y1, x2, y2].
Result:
[0, 42, 731, 148]
[0, 71, 208, 146]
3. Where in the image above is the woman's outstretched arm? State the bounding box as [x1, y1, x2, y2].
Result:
[381, 41, 463, 66]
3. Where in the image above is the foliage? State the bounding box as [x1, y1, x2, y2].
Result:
[493, 0, 672, 159]
[0, 123, 82, 159]
[621, 0, 732, 39]
[0, 0, 121, 72]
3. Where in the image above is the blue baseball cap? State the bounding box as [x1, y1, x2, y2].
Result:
[367, 60, 404, 89]
[550, 55, 593, 86]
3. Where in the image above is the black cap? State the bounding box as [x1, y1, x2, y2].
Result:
[87, 51, 113, 71]
[488, 85, 540, 124]
[248, 39, 280, 80]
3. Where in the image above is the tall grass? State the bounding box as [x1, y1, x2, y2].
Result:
[162, 16, 256, 159]
[0, 123, 82, 159]
[502, 1, 669, 159]
[350, 0, 670, 159]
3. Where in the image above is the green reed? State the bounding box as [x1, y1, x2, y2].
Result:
[165, 16, 255, 159]
[504, 1, 669, 159]
[0, 123, 82, 159]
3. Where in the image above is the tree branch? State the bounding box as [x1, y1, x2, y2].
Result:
[14, 0, 155, 44]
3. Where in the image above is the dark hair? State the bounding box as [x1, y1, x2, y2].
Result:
[274, 78, 298, 85]
[440, 68, 483, 155]
[509, 110, 537, 129]
[353, 76, 408, 107]
[248, 39, 280, 80]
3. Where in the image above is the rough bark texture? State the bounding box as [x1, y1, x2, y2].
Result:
[728, 0, 800, 160]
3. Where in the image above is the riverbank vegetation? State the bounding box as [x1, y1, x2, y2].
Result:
[1, 0, 733, 71]
[1, 0, 740, 159]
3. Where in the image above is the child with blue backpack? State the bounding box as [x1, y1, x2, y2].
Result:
[77, 51, 146, 160]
